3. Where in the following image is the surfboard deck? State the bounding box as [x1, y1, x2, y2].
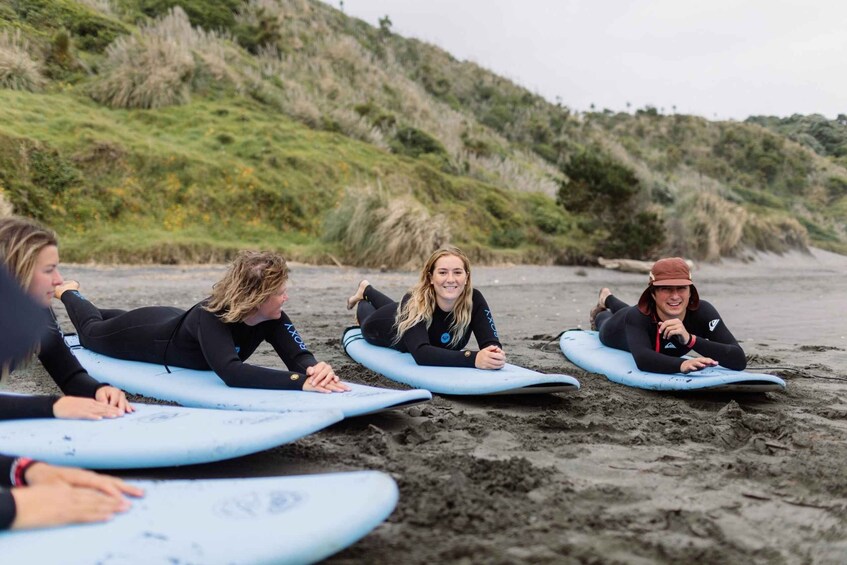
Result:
[343, 327, 580, 395]
[559, 330, 786, 392]
[65, 335, 431, 417]
[0, 400, 343, 469]
[0, 471, 398, 564]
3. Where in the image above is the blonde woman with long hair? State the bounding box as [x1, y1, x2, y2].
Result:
[55, 248, 348, 393]
[347, 246, 505, 369]
[0, 216, 131, 419]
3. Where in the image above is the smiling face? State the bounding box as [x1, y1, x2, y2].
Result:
[26, 245, 63, 308]
[651, 285, 690, 321]
[429, 254, 467, 311]
[254, 283, 288, 322]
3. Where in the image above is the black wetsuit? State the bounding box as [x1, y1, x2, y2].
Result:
[39, 313, 107, 398]
[0, 267, 48, 365]
[0, 394, 58, 420]
[1, 453, 19, 530]
[61, 291, 318, 390]
[357, 286, 501, 367]
[595, 295, 746, 374]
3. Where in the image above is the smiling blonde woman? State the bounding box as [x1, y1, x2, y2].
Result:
[346, 246, 505, 369]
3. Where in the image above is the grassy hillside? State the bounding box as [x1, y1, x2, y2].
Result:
[0, 0, 844, 265]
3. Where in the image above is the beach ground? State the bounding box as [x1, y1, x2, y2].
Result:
[7, 249, 847, 564]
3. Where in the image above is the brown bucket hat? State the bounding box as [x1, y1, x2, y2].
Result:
[637, 257, 700, 315]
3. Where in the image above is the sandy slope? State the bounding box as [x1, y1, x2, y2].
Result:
[5, 249, 847, 563]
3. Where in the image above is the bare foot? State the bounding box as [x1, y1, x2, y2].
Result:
[598, 287, 612, 309]
[589, 288, 612, 331]
[54, 280, 80, 300]
[346, 279, 369, 310]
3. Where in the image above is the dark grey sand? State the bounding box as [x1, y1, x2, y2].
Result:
[5, 249, 847, 564]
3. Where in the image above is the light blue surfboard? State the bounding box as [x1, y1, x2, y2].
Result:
[343, 327, 580, 395]
[559, 330, 786, 392]
[0, 470, 398, 564]
[65, 335, 431, 417]
[0, 400, 343, 469]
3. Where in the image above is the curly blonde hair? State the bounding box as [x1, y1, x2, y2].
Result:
[204, 250, 289, 323]
[393, 246, 473, 348]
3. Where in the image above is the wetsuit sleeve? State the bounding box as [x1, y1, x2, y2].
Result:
[401, 321, 478, 367]
[469, 290, 501, 349]
[0, 394, 58, 420]
[0, 455, 17, 530]
[195, 309, 310, 390]
[624, 308, 686, 374]
[0, 487, 13, 530]
[38, 316, 106, 398]
[263, 313, 319, 374]
[688, 301, 747, 370]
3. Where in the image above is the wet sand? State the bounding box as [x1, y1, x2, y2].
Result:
[6, 248, 847, 564]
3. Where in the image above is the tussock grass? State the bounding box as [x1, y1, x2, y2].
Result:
[324, 185, 451, 269]
[0, 191, 13, 217]
[671, 192, 746, 261]
[743, 215, 809, 254]
[0, 29, 45, 92]
[91, 7, 242, 109]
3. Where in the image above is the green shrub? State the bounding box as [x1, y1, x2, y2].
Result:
[391, 126, 447, 158]
[138, 0, 242, 33]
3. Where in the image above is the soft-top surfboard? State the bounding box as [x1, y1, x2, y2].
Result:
[0, 400, 343, 469]
[343, 326, 580, 395]
[559, 330, 786, 392]
[0, 470, 398, 564]
[65, 335, 431, 417]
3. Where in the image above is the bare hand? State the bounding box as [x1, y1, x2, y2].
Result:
[52, 396, 125, 420]
[658, 319, 690, 345]
[303, 362, 351, 393]
[95, 386, 133, 413]
[475, 345, 506, 370]
[680, 357, 718, 373]
[24, 462, 145, 500]
[10, 484, 126, 530]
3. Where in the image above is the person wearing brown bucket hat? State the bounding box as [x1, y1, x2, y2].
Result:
[589, 257, 747, 374]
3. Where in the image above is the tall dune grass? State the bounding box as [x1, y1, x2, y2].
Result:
[324, 184, 451, 269]
[0, 29, 45, 92]
[669, 192, 746, 260]
[91, 7, 242, 109]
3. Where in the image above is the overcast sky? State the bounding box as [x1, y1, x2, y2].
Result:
[330, 0, 847, 121]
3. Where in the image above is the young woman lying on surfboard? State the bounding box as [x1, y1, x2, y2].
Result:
[0, 266, 143, 531]
[0, 217, 131, 419]
[346, 246, 505, 369]
[590, 257, 747, 374]
[55, 249, 349, 393]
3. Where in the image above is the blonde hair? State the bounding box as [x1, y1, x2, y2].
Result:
[204, 250, 289, 323]
[393, 246, 473, 348]
[0, 216, 57, 380]
[0, 216, 58, 292]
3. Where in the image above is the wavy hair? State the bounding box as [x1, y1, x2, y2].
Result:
[204, 250, 289, 323]
[393, 246, 473, 348]
[0, 216, 57, 380]
[0, 216, 58, 291]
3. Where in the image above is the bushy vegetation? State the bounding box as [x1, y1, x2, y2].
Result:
[0, 29, 45, 91]
[747, 114, 847, 160]
[0, 0, 845, 264]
